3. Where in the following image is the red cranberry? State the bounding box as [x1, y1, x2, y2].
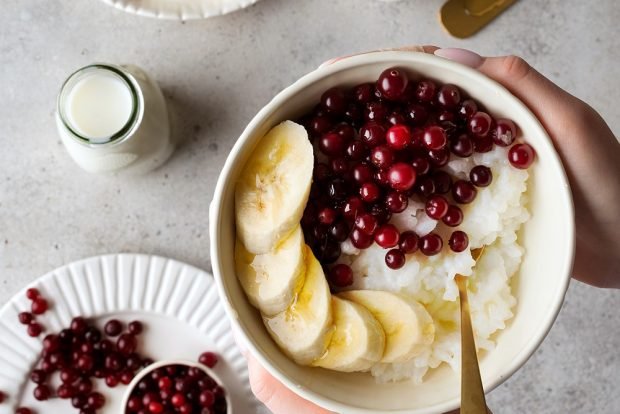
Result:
[105, 375, 119, 388]
[41, 334, 60, 352]
[350, 228, 373, 249]
[428, 148, 450, 167]
[148, 401, 164, 414]
[473, 134, 494, 153]
[458, 99, 478, 119]
[87, 392, 105, 409]
[387, 163, 417, 192]
[376, 67, 409, 101]
[416, 176, 436, 197]
[369, 203, 392, 224]
[0, 391, 5, 404]
[104, 319, 123, 337]
[329, 220, 350, 242]
[354, 213, 378, 235]
[77, 354, 94, 372]
[345, 141, 366, 162]
[318, 207, 337, 225]
[120, 371, 133, 384]
[399, 231, 419, 254]
[449, 231, 469, 252]
[76, 378, 93, 395]
[411, 157, 430, 175]
[359, 182, 381, 203]
[329, 264, 354, 287]
[319, 132, 347, 156]
[199, 352, 218, 368]
[370, 145, 395, 169]
[142, 392, 158, 406]
[33, 385, 50, 401]
[386, 124, 412, 150]
[352, 162, 373, 184]
[117, 333, 137, 355]
[385, 191, 408, 213]
[18, 312, 33, 325]
[508, 143, 536, 169]
[308, 115, 332, 136]
[342, 196, 365, 220]
[423, 126, 447, 150]
[359, 123, 386, 148]
[385, 249, 406, 269]
[105, 352, 124, 372]
[443, 205, 464, 227]
[171, 393, 186, 407]
[374, 169, 390, 187]
[26, 288, 40, 300]
[450, 134, 474, 157]
[387, 111, 407, 126]
[330, 157, 348, 175]
[27, 322, 42, 337]
[425, 195, 450, 220]
[70, 317, 87, 335]
[470, 165, 493, 187]
[374, 224, 400, 248]
[57, 383, 75, 399]
[352, 83, 374, 104]
[432, 171, 452, 194]
[327, 178, 348, 200]
[406, 103, 429, 126]
[365, 101, 388, 122]
[468, 111, 493, 136]
[127, 396, 143, 411]
[437, 84, 461, 108]
[31, 298, 48, 315]
[415, 80, 436, 102]
[84, 327, 101, 343]
[452, 180, 477, 204]
[30, 369, 47, 384]
[321, 87, 347, 114]
[199, 390, 216, 407]
[493, 119, 517, 146]
[16, 408, 33, 414]
[420, 233, 443, 256]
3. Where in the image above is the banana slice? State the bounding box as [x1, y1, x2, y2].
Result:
[263, 246, 333, 365]
[339, 290, 435, 363]
[313, 297, 386, 372]
[235, 226, 306, 316]
[235, 121, 314, 254]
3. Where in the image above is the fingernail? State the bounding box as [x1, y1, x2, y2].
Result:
[434, 48, 483, 68]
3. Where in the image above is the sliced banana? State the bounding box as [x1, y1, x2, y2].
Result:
[235, 121, 314, 254]
[235, 226, 306, 316]
[313, 297, 386, 373]
[263, 246, 333, 365]
[339, 290, 435, 363]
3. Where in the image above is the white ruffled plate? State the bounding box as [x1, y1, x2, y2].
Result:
[98, 0, 261, 20]
[0, 254, 261, 414]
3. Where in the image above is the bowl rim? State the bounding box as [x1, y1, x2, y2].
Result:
[209, 50, 575, 414]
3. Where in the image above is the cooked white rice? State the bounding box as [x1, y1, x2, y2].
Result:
[337, 146, 530, 383]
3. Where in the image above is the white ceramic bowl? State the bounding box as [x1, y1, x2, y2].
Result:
[121, 360, 233, 413]
[209, 51, 575, 413]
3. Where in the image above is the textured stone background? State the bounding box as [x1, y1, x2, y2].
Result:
[1, 0, 619, 413]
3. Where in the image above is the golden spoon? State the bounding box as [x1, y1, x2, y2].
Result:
[455, 248, 489, 414]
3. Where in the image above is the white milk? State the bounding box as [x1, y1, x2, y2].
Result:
[56, 64, 174, 174]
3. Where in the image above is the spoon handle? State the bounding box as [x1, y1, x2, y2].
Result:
[455, 274, 489, 414]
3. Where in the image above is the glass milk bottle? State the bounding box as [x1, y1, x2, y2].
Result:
[56, 63, 174, 174]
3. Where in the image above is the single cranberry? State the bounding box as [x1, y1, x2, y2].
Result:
[0, 391, 5, 404]
[148, 401, 164, 414]
[374, 169, 391, 187]
[416, 176, 436, 197]
[127, 321, 143, 336]
[355, 213, 378, 235]
[41, 334, 59, 353]
[329, 264, 354, 287]
[76, 378, 93, 395]
[199, 390, 216, 407]
[359, 182, 381, 203]
[84, 327, 101, 343]
[330, 157, 349, 175]
[432, 171, 452, 194]
[329, 220, 350, 242]
[308, 115, 332, 136]
[350, 228, 373, 249]
[386, 124, 412, 150]
[317, 238, 341, 264]
[77, 354, 94, 372]
[470, 165, 493, 187]
[406, 103, 429, 126]
[117, 333, 137, 356]
[31, 298, 48, 315]
[352, 162, 373, 184]
[411, 157, 430, 175]
[452, 180, 477, 204]
[437, 84, 461, 108]
[449, 231, 469, 252]
[327, 178, 348, 200]
[387, 162, 417, 192]
[70, 317, 88, 335]
[27, 322, 42, 337]
[458, 99, 478, 119]
[374, 224, 400, 248]
[169, 393, 185, 407]
[420, 233, 443, 256]
[26, 288, 40, 300]
[103, 319, 122, 337]
[142, 392, 158, 406]
[346, 140, 367, 162]
[376, 67, 409, 101]
[398, 231, 419, 254]
[387, 111, 407, 126]
[415, 80, 436, 102]
[16, 408, 33, 414]
[57, 383, 75, 399]
[365, 101, 389, 122]
[425, 195, 450, 220]
[468, 111, 493, 136]
[473, 134, 494, 153]
[428, 148, 450, 167]
[385, 191, 408, 213]
[321, 87, 347, 114]
[370, 145, 395, 169]
[120, 371, 133, 385]
[98, 339, 114, 352]
[319, 132, 347, 156]
[105, 374, 119, 388]
[493, 119, 517, 146]
[199, 352, 219, 368]
[450, 134, 474, 157]
[443, 205, 464, 227]
[508, 143, 536, 169]
[87, 392, 105, 409]
[352, 83, 374, 104]
[33, 385, 50, 401]
[318, 207, 337, 225]
[105, 352, 124, 372]
[335, 124, 356, 140]
[30, 369, 47, 384]
[385, 249, 406, 269]
[359, 123, 386, 148]
[438, 111, 457, 123]
[423, 126, 447, 150]
[342, 196, 365, 220]
[18, 312, 33, 325]
[127, 395, 143, 411]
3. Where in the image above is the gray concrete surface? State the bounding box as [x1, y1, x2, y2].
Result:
[1, 0, 619, 413]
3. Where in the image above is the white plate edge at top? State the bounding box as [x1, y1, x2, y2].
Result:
[97, 0, 262, 20]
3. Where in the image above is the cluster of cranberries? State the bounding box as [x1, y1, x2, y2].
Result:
[125, 357, 226, 414]
[299, 67, 535, 284]
[18, 288, 49, 337]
